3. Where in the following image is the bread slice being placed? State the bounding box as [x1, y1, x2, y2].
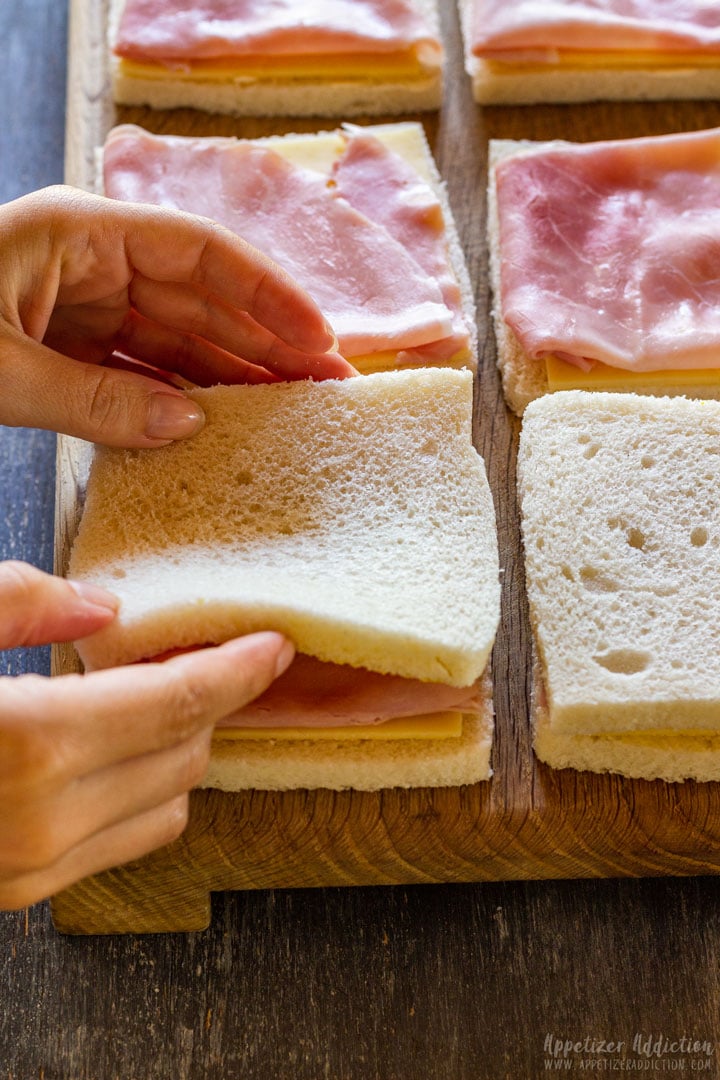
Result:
[102, 121, 475, 376]
[461, 0, 720, 105]
[518, 390, 720, 782]
[68, 369, 501, 791]
[488, 129, 720, 415]
[110, 0, 444, 116]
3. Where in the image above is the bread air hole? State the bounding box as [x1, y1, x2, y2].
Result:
[691, 526, 709, 547]
[583, 443, 601, 460]
[626, 527, 646, 550]
[580, 566, 619, 592]
[593, 649, 650, 675]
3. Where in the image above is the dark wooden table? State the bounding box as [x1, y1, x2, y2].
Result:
[3, 2, 720, 1077]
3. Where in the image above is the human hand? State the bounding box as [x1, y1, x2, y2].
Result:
[0, 561, 294, 909]
[0, 185, 353, 448]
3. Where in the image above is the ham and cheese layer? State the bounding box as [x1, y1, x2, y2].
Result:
[496, 127, 720, 374]
[471, 0, 720, 61]
[215, 654, 481, 729]
[115, 0, 441, 63]
[103, 125, 466, 363]
[332, 128, 469, 367]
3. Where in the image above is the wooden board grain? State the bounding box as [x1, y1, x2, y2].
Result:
[52, 0, 720, 934]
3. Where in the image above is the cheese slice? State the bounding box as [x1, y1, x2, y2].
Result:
[117, 48, 431, 83]
[213, 710, 464, 741]
[486, 49, 720, 74]
[545, 353, 720, 392]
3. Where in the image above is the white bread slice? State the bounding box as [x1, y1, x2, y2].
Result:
[68, 368, 500, 791]
[109, 0, 443, 116]
[534, 679, 720, 784]
[488, 139, 720, 415]
[518, 392, 720, 763]
[460, 0, 720, 105]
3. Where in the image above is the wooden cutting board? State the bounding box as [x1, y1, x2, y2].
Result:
[51, 0, 720, 934]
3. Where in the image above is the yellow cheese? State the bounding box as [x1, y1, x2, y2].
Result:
[118, 47, 432, 83]
[545, 352, 720, 392]
[487, 50, 720, 75]
[213, 710, 464, 741]
[260, 122, 433, 182]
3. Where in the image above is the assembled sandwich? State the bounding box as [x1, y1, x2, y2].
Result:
[488, 126, 720, 414]
[518, 389, 720, 783]
[110, 0, 444, 116]
[461, 0, 720, 105]
[102, 122, 475, 375]
[68, 368, 501, 791]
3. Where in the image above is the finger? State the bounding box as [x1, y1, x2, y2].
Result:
[112, 312, 282, 386]
[1, 632, 295, 777]
[0, 727, 213, 880]
[0, 795, 191, 911]
[0, 326, 206, 447]
[101, 196, 339, 355]
[127, 276, 356, 380]
[0, 561, 118, 649]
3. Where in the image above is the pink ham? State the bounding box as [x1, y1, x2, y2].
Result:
[496, 127, 720, 372]
[215, 653, 481, 729]
[116, 0, 440, 62]
[103, 126, 454, 358]
[472, 0, 720, 60]
[332, 128, 471, 365]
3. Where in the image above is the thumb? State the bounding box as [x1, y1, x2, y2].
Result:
[0, 332, 205, 447]
[0, 561, 119, 649]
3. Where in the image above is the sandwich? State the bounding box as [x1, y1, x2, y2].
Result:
[67, 368, 501, 791]
[102, 121, 475, 375]
[110, 0, 444, 116]
[487, 126, 720, 415]
[518, 389, 720, 783]
[460, 0, 720, 105]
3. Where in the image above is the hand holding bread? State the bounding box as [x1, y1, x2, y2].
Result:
[0, 185, 351, 448]
[0, 560, 295, 909]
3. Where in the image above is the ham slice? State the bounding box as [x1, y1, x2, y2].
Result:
[215, 653, 481, 728]
[103, 126, 454, 358]
[472, 0, 720, 60]
[116, 0, 439, 62]
[496, 127, 720, 373]
[332, 128, 471, 365]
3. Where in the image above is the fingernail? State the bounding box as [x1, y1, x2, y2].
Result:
[145, 393, 205, 441]
[68, 579, 119, 612]
[323, 322, 339, 351]
[274, 638, 296, 678]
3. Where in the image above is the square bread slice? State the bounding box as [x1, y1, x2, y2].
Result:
[460, 0, 720, 106]
[101, 121, 476, 375]
[68, 368, 501, 791]
[110, 0, 444, 116]
[518, 390, 720, 780]
[488, 136, 720, 415]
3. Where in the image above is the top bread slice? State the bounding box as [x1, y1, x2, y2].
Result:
[460, 0, 720, 105]
[110, 0, 443, 116]
[69, 368, 500, 688]
[518, 390, 720, 737]
[488, 138, 720, 415]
